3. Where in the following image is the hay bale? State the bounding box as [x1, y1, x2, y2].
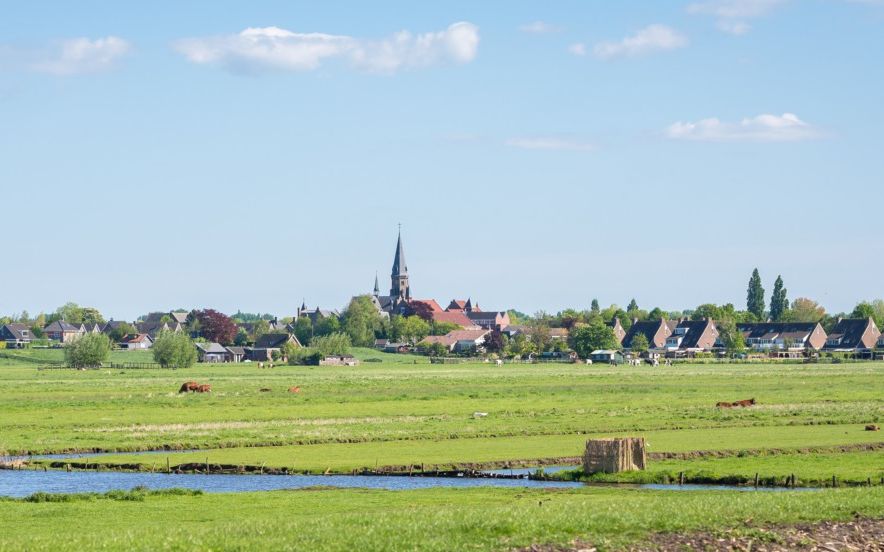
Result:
[583, 437, 646, 474]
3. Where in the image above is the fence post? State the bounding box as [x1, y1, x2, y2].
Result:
[167, 457, 171, 474]
[754, 473, 759, 487]
[832, 475, 836, 488]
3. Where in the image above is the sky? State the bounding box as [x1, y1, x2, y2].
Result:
[1, 0, 883, 320]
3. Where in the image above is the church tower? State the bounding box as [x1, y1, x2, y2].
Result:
[390, 229, 410, 301]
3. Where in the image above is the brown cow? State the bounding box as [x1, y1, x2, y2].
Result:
[196, 384, 211, 393]
[716, 401, 734, 408]
[866, 424, 880, 431]
[179, 381, 200, 393]
[734, 398, 756, 407]
[288, 386, 301, 394]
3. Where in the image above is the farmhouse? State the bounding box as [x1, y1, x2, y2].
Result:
[196, 342, 228, 363]
[823, 317, 881, 351]
[224, 346, 246, 363]
[590, 350, 623, 363]
[736, 322, 827, 351]
[43, 320, 84, 343]
[0, 323, 33, 348]
[251, 333, 301, 361]
[622, 318, 674, 350]
[664, 319, 718, 353]
[609, 318, 626, 345]
[136, 320, 182, 339]
[420, 329, 490, 353]
[118, 333, 153, 350]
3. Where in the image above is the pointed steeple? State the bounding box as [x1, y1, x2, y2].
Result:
[373, 273, 380, 296]
[391, 228, 407, 277]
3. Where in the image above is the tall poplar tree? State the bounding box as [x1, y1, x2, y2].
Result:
[769, 275, 789, 321]
[746, 268, 766, 320]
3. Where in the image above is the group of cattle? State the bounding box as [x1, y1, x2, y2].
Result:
[178, 382, 302, 394]
[178, 381, 211, 393]
[716, 398, 756, 408]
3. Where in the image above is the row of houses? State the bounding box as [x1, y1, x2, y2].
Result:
[616, 317, 882, 355]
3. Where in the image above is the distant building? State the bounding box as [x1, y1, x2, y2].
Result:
[43, 321, 84, 343]
[373, 230, 411, 315]
[196, 342, 228, 363]
[823, 318, 880, 351]
[590, 350, 623, 363]
[736, 322, 827, 351]
[118, 333, 153, 350]
[420, 329, 490, 353]
[251, 333, 301, 361]
[319, 355, 359, 366]
[225, 346, 246, 363]
[0, 324, 33, 348]
[622, 318, 674, 350]
[136, 320, 182, 340]
[609, 318, 626, 345]
[664, 319, 718, 352]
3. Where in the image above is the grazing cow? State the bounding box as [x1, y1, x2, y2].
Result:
[196, 384, 211, 393]
[495, 359, 503, 366]
[178, 381, 200, 393]
[716, 401, 734, 408]
[259, 388, 272, 392]
[288, 386, 301, 393]
[734, 398, 756, 408]
[865, 424, 880, 431]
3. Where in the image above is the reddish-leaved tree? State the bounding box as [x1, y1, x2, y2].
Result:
[194, 309, 238, 345]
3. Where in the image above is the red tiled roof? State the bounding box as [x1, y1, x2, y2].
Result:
[431, 311, 480, 329]
[411, 299, 443, 312]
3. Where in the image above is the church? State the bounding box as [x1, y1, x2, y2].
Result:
[370, 231, 511, 331]
[372, 230, 411, 315]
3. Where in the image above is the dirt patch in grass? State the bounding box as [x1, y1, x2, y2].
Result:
[519, 517, 884, 551]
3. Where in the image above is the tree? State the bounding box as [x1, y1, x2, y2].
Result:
[571, 321, 619, 358]
[590, 299, 600, 314]
[851, 301, 875, 321]
[292, 317, 314, 346]
[401, 316, 430, 344]
[153, 330, 197, 369]
[647, 307, 665, 321]
[769, 275, 789, 321]
[342, 295, 384, 347]
[627, 298, 639, 313]
[405, 300, 436, 321]
[746, 268, 765, 320]
[55, 302, 82, 324]
[630, 333, 649, 354]
[193, 309, 238, 345]
[526, 318, 551, 353]
[430, 321, 460, 336]
[717, 318, 746, 355]
[310, 332, 351, 357]
[786, 297, 826, 323]
[250, 319, 270, 341]
[108, 322, 138, 343]
[64, 333, 111, 368]
[483, 331, 506, 354]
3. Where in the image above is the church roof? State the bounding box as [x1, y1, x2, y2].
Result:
[392, 231, 407, 276]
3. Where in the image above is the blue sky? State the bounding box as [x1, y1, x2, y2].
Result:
[2, 1, 883, 320]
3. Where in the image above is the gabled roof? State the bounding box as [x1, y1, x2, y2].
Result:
[196, 342, 227, 354]
[622, 319, 671, 349]
[430, 311, 480, 329]
[674, 319, 717, 349]
[447, 299, 467, 311]
[225, 346, 246, 355]
[737, 322, 819, 339]
[421, 329, 489, 348]
[44, 320, 82, 333]
[170, 312, 189, 324]
[824, 318, 880, 349]
[120, 333, 152, 344]
[2, 323, 32, 340]
[254, 333, 298, 349]
[411, 299, 444, 312]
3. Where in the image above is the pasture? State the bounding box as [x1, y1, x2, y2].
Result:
[0, 348, 882, 549]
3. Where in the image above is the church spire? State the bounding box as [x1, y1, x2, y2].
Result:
[390, 226, 410, 301]
[373, 273, 380, 296]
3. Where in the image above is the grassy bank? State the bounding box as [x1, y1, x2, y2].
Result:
[0, 486, 881, 551]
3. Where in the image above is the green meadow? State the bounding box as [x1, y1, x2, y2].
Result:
[0, 348, 882, 549]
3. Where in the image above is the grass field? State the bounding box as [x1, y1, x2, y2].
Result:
[0, 348, 882, 549]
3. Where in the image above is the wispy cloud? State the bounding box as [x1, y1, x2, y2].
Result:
[687, 0, 787, 35]
[173, 22, 479, 74]
[17, 36, 131, 75]
[506, 137, 596, 152]
[568, 43, 587, 56]
[593, 25, 687, 60]
[665, 113, 821, 142]
[518, 21, 561, 34]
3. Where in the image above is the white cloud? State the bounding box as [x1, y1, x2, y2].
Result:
[665, 113, 820, 142]
[687, 0, 786, 35]
[568, 42, 587, 56]
[593, 25, 688, 60]
[174, 22, 479, 74]
[519, 21, 561, 34]
[506, 137, 595, 152]
[31, 36, 130, 75]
